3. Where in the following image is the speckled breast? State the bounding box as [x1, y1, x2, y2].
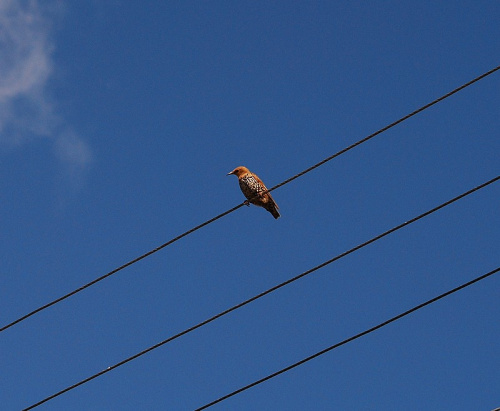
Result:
[239, 174, 265, 200]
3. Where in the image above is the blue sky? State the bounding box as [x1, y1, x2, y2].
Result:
[1, 1, 499, 410]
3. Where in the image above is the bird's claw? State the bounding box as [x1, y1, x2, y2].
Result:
[244, 200, 250, 207]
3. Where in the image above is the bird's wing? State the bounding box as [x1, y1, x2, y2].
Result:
[253, 174, 279, 208]
[252, 174, 269, 195]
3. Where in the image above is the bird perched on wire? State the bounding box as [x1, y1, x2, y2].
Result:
[227, 166, 280, 219]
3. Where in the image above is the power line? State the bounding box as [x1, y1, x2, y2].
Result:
[265, 64, 500, 195]
[22, 175, 499, 410]
[196, 265, 500, 410]
[0, 203, 244, 332]
[2, 64, 499, 334]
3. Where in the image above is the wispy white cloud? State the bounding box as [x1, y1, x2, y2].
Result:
[55, 130, 93, 171]
[0, 0, 92, 179]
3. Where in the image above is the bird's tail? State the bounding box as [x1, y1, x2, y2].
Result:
[265, 202, 280, 219]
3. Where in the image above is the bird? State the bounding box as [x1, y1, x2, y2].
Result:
[227, 166, 280, 219]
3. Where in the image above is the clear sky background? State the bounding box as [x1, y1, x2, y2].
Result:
[1, 1, 499, 410]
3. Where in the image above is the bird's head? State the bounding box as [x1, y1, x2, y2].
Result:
[227, 166, 249, 177]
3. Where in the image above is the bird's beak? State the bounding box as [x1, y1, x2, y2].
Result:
[227, 171, 234, 176]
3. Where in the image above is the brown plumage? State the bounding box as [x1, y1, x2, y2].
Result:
[227, 166, 280, 219]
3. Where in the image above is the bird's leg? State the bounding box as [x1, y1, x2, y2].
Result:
[244, 200, 250, 207]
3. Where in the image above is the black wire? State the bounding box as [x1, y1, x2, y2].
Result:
[22, 175, 499, 410]
[196, 266, 500, 410]
[0, 203, 244, 332]
[2, 64, 499, 333]
[265, 64, 500, 195]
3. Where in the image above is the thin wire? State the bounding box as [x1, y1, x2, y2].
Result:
[0, 203, 244, 332]
[2, 64, 499, 333]
[22, 176, 499, 410]
[265, 64, 500, 195]
[196, 266, 500, 410]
